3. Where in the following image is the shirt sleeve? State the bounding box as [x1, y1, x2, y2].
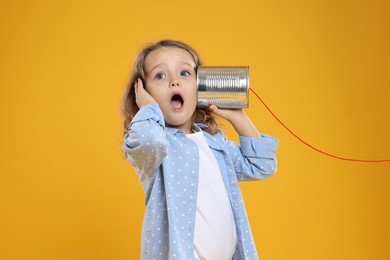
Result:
[226, 134, 279, 181]
[122, 102, 169, 192]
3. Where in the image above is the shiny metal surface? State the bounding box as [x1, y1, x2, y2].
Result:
[197, 66, 249, 108]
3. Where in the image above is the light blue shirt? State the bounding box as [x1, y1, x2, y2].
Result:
[123, 102, 279, 260]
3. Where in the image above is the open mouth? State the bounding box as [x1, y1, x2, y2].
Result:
[171, 94, 184, 110]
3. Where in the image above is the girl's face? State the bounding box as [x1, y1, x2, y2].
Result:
[144, 47, 197, 134]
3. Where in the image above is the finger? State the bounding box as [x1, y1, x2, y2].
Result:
[209, 104, 218, 111]
[134, 80, 138, 94]
[134, 78, 141, 87]
[137, 78, 144, 89]
[209, 104, 223, 113]
[209, 104, 224, 117]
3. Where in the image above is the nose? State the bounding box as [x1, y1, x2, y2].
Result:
[170, 78, 181, 88]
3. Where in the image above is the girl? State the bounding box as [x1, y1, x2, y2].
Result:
[121, 40, 278, 260]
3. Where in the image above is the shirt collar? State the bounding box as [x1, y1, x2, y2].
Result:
[166, 123, 208, 135]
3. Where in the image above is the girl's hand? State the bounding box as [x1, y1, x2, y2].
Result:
[135, 78, 155, 109]
[209, 105, 261, 138]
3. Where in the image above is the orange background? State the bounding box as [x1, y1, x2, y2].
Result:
[1, 0, 389, 259]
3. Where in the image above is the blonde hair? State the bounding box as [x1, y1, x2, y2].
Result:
[121, 39, 219, 135]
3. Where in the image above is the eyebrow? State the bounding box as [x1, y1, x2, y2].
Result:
[149, 62, 195, 74]
[149, 63, 167, 74]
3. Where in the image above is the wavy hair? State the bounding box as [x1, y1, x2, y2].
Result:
[121, 39, 219, 135]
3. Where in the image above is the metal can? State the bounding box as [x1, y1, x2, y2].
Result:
[197, 66, 249, 108]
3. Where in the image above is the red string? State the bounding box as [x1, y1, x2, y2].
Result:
[249, 88, 390, 163]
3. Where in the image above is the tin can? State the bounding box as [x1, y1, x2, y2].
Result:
[197, 66, 249, 108]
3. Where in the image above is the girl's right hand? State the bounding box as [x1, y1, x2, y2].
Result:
[135, 78, 155, 109]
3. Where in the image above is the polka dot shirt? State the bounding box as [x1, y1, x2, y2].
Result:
[123, 102, 279, 260]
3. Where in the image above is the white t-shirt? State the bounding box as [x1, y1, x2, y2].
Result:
[186, 131, 237, 260]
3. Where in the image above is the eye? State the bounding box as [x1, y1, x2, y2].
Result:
[155, 73, 166, 80]
[180, 71, 190, 77]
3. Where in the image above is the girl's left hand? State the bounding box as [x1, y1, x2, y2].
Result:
[209, 105, 261, 138]
[208, 105, 245, 124]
